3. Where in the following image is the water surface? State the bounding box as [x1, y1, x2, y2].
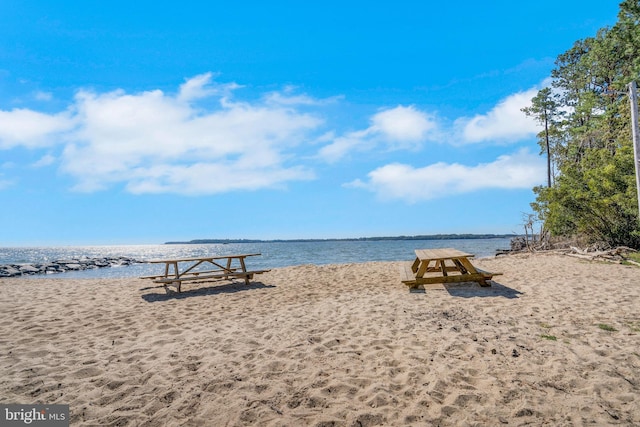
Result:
[0, 238, 512, 279]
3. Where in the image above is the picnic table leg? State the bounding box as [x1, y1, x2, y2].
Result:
[170, 262, 182, 293]
[225, 258, 233, 280]
[452, 258, 468, 274]
[163, 280, 182, 293]
[239, 257, 250, 285]
[457, 257, 490, 286]
[436, 260, 448, 277]
[455, 257, 477, 274]
[411, 257, 421, 273]
[416, 260, 429, 278]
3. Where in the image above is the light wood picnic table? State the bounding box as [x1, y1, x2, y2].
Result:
[400, 248, 500, 290]
[141, 253, 270, 293]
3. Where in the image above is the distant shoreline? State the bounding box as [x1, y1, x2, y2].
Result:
[165, 234, 518, 245]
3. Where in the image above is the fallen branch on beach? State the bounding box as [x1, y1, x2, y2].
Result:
[564, 246, 638, 264]
[501, 245, 639, 265]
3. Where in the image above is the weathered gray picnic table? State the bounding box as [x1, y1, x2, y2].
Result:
[141, 253, 269, 293]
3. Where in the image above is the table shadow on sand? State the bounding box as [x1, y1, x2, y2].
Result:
[140, 281, 275, 302]
[411, 280, 522, 299]
[444, 280, 522, 298]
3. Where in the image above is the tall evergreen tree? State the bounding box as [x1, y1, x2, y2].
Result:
[521, 87, 561, 188]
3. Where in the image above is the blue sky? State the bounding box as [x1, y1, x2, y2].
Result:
[0, 1, 621, 245]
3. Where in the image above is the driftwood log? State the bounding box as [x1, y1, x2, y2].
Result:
[564, 246, 639, 265]
[502, 245, 638, 265]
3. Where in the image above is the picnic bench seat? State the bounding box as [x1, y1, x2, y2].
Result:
[140, 268, 243, 279]
[153, 269, 270, 285]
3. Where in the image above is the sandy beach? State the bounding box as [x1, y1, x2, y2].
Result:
[1, 253, 639, 426]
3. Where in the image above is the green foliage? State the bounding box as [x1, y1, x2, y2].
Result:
[628, 321, 640, 332]
[598, 323, 618, 332]
[628, 251, 640, 263]
[524, 1, 640, 249]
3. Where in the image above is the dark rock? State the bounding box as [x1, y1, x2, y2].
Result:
[0, 257, 145, 277]
[19, 265, 41, 274]
[0, 266, 21, 277]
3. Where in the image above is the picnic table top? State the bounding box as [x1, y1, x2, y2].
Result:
[414, 248, 475, 261]
[148, 253, 262, 263]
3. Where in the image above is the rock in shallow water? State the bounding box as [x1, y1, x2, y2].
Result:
[0, 257, 144, 277]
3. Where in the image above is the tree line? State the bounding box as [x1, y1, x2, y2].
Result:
[522, 0, 640, 249]
[165, 234, 517, 244]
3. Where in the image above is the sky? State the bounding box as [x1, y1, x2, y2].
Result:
[0, 1, 622, 245]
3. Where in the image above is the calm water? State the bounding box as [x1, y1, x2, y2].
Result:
[0, 238, 512, 279]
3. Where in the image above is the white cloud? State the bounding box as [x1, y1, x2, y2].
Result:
[31, 154, 56, 168]
[0, 109, 75, 149]
[34, 91, 53, 101]
[455, 87, 541, 143]
[346, 149, 545, 203]
[264, 87, 341, 106]
[318, 105, 437, 162]
[0, 178, 12, 190]
[177, 72, 241, 103]
[265, 92, 318, 106]
[124, 163, 313, 195]
[370, 106, 435, 142]
[1, 73, 322, 194]
[0, 165, 13, 189]
[317, 130, 370, 163]
[319, 84, 547, 162]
